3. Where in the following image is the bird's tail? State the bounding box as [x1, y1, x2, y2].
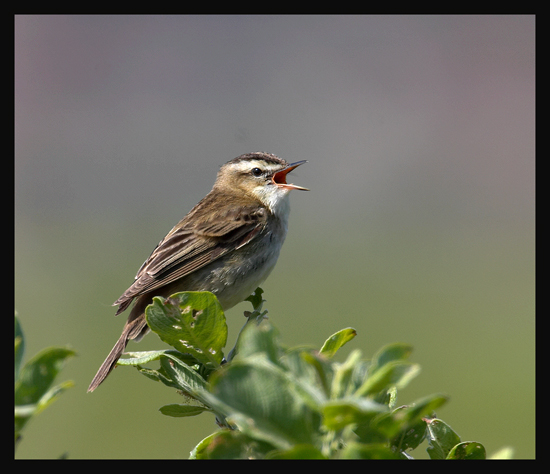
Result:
[87, 332, 128, 392]
[87, 315, 148, 392]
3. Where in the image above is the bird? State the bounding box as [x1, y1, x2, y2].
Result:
[88, 152, 308, 392]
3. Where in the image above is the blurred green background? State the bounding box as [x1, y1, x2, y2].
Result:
[15, 15, 534, 459]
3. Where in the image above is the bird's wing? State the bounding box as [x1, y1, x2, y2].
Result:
[113, 203, 267, 314]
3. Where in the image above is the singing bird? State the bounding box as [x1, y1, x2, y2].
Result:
[88, 152, 308, 392]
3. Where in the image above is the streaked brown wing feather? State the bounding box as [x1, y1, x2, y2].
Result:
[113, 202, 267, 314]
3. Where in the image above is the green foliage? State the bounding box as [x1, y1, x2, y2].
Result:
[116, 289, 506, 459]
[146, 292, 227, 366]
[14, 314, 76, 447]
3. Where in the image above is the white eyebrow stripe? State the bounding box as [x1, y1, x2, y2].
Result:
[230, 160, 282, 173]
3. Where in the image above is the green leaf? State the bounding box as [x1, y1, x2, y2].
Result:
[190, 430, 273, 459]
[15, 314, 25, 383]
[135, 366, 166, 383]
[117, 349, 200, 367]
[299, 350, 332, 398]
[322, 398, 387, 431]
[395, 393, 449, 427]
[159, 404, 209, 417]
[391, 418, 427, 452]
[14, 345, 75, 436]
[205, 354, 322, 449]
[266, 444, 326, 459]
[279, 349, 329, 408]
[319, 327, 357, 358]
[245, 287, 265, 311]
[115, 350, 171, 366]
[355, 361, 420, 397]
[348, 359, 371, 397]
[447, 441, 486, 459]
[374, 393, 448, 439]
[190, 431, 242, 459]
[330, 349, 363, 399]
[190, 432, 219, 459]
[158, 352, 209, 397]
[360, 343, 415, 403]
[145, 292, 227, 366]
[340, 442, 403, 459]
[425, 418, 462, 459]
[360, 395, 446, 450]
[116, 349, 212, 395]
[15, 379, 75, 436]
[232, 318, 281, 365]
[369, 342, 413, 373]
[14, 347, 76, 406]
[489, 446, 514, 459]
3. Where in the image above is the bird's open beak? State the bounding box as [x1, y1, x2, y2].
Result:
[272, 160, 309, 191]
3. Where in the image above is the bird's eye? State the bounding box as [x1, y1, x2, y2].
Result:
[251, 167, 263, 177]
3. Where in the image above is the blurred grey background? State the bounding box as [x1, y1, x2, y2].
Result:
[15, 15, 534, 459]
